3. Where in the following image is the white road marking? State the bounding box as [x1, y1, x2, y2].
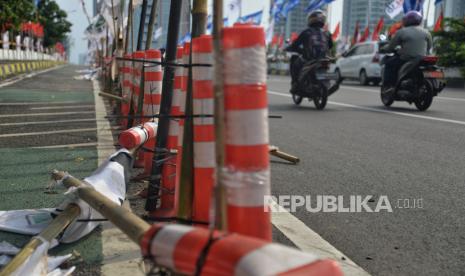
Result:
[0, 118, 96, 127]
[31, 142, 98, 149]
[270, 200, 370, 276]
[0, 111, 94, 118]
[268, 90, 465, 127]
[0, 101, 86, 106]
[92, 79, 144, 276]
[340, 85, 465, 103]
[268, 76, 465, 102]
[30, 105, 94, 110]
[0, 127, 97, 138]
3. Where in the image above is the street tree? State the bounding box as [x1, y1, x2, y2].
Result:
[37, 0, 72, 47]
[0, 0, 35, 33]
[433, 18, 465, 77]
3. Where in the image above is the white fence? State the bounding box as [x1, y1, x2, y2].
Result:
[0, 49, 62, 61]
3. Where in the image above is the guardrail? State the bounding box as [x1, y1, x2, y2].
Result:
[0, 48, 62, 61]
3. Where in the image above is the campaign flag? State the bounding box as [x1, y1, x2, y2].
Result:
[240, 10, 263, 25]
[332, 22, 340, 41]
[290, 32, 299, 42]
[359, 25, 370, 43]
[389, 21, 403, 36]
[281, 0, 300, 18]
[403, 0, 424, 13]
[306, 0, 335, 13]
[272, 0, 286, 22]
[351, 21, 360, 46]
[434, 8, 444, 32]
[386, 0, 404, 19]
[372, 17, 385, 41]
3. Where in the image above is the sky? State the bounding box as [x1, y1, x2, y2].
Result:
[55, 0, 437, 64]
[55, 0, 93, 64]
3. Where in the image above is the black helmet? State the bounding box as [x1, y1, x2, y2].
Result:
[307, 10, 326, 28]
[402, 11, 423, 27]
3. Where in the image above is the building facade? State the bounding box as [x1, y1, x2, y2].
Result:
[342, 0, 398, 38]
[435, 0, 465, 20]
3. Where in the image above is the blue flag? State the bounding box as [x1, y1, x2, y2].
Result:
[306, 0, 334, 13]
[434, 0, 443, 5]
[240, 10, 263, 25]
[281, 0, 300, 18]
[272, 0, 286, 22]
[34, 0, 40, 6]
[403, 0, 425, 13]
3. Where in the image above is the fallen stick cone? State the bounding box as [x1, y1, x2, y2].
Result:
[0, 204, 81, 276]
[99, 91, 128, 102]
[269, 145, 300, 164]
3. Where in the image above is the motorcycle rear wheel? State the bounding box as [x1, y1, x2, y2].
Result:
[380, 86, 394, 107]
[414, 80, 433, 111]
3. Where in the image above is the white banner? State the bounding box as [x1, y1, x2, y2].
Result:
[386, 0, 404, 19]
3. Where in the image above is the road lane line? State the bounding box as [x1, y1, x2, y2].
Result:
[31, 142, 98, 149]
[267, 76, 465, 102]
[30, 105, 94, 110]
[0, 111, 95, 118]
[0, 118, 96, 127]
[340, 85, 465, 102]
[0, 65, 65, 88]
[0, 127, 97, 138]
[268, 90, 465, 127]
[270, 200, 370, 275]
[92, 79, 144, 276]
[0, 101, 88, 106]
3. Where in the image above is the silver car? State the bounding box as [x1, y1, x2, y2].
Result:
[335, 42, 382, 86]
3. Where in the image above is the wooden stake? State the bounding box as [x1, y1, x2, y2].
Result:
[0, 204, 81, 276]
[212, 0, 227, 230]
[177, 0, 207, 220]
[51, 171, 150, 244]
[145, 0, 159, 50]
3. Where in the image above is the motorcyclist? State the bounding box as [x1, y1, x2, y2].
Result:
[285, 10, 333, 93]
[382, 11, 433, 92]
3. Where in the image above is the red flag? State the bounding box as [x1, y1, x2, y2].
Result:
[278, 34, 284, 48]
[389, 21, 403, 37]
[359, 25, 370, 43]
[434, 9, 444, 32]
[332, 22, 340, 41]
[372, 17, 384, 41]
[271, 34, 279, 46]
[290, 32, 298, 42]
[351, 21, 360, 46]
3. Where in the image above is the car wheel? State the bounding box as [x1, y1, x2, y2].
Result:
[335, 68, 342, 84]
[359, 70, 368, 86]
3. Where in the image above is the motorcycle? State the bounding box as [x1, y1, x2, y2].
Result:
[289, 54, 341, 110]
[379, 41, 446, 111]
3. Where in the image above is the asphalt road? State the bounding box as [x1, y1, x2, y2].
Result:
[267, 75, 465, 276]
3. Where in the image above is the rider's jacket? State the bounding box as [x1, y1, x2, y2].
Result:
[382, 26, 433, 60]
[285, 26, 333, 61]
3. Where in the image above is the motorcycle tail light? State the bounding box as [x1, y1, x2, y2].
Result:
[423, 56, 439, 64]
[372, 53, 380, 63]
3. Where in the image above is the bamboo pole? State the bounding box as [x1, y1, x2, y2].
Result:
[137, 0, 149, 51]
[124, 0, 133, 54]
[145, 0, 184, 211]
[212, 0, 227, 230]
[145, 0, 159, 50]
[99, 91, 128, 102]
[269, 146, 300, 164]
[0, 204, 81, 276]
[51, 171, 150, 244]
[177, 0, 207, 220]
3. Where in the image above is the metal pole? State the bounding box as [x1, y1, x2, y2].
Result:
[212, 0, 227, 230]
[424, 0, 432, 28]
[145, 0, 183, 211]
[177, 0, 207, 220]
[0, 204, 81, 276]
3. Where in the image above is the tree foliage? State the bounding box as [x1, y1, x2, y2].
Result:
[37, 0, 72, 47]
[433, 18, 465, 77]
[0, 0, 35, 33]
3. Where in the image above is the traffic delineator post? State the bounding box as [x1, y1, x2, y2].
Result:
[118, 122, 158, 150]
[142, 49, 163, 176]
[222, 23, 272, 240]
[192, 35, 215, 223]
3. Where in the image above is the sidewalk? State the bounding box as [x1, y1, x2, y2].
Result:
[0, 65, 140, 275]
